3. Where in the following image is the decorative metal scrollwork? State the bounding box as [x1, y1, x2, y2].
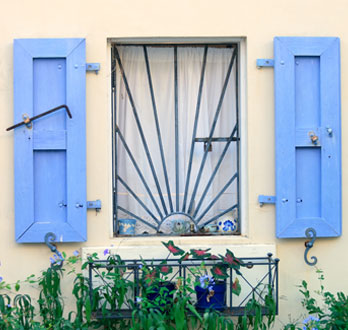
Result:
[44, 232, 64, 269]
[44, 232, 58, 252]
[304, 228, 317, 266]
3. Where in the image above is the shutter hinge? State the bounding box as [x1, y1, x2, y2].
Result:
[258, 195, 276, 206]
[256, 59, 274, 68]
[86, 63, 100, 74]
[87, 200, 102, 212]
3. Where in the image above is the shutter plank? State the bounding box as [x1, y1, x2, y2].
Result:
[66, 40, 87, 240]
[274, 38, 296, 237]
[33, 131, 67, 150]
[320, 38, 341, 236]
[14, 40, 34, 241]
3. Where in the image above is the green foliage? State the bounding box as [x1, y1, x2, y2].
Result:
[235, 289, 276, 330]
[37, 267, 64, 327]
[162, 241, 245, 281]
[284, 269, 348, 329]
[0, 250, 277, 329]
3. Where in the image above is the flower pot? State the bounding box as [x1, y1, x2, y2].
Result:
[118, 218, 136, 235]
[195, 281, 226, 310]
[217, 209, 238, 234]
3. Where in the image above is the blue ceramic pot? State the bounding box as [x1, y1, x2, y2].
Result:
[195, 281, 226, 310]
[119, 218, 136, 235]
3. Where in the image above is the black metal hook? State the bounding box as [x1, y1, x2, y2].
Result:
[44, 232, 58, 252]
[44, 232, 64, 269]
[6, 104, 72, 131]
[304, 227, 317, 266]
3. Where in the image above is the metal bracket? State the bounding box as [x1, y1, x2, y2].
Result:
[87, 200, 102, 212]
[195, 136, 240, 152]
[258, 195, 276, 206]
[304, 228, 317, 266]
[256, 59, 274, 68]
[22, 114, 32, 129]
[44, 232, 64, 269]
[86, 63, 100, 74]
[6, 104, 72, 131]
[44, 232, 58, 253]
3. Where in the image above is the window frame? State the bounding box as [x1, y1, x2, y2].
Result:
[109, 37, 247, 238]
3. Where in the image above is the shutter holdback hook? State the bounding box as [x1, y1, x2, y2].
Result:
[6, 104, 72, 131]
[304, 227, 317, 266]
[44, 232, 64, 269]
[44, 232, 57, 252]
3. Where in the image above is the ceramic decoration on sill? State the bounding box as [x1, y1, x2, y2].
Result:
[202, 223, 218, 233]
[118, 218, 136, 235]
[159, 216, 193, 234]
[217, 209, 238, 234]
[171, 219, 191, 234]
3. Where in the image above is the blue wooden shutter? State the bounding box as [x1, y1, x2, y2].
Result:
[14, 39, 86, 243]
[274, 37, 341, 238]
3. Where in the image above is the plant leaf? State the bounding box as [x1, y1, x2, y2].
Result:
[232, 278, 241, 296]
[222, 249, 243, 269]
[162, 241, 185, 256]
[190, 249, 211, 259]
[159, 261, 173, 275]
[211, 265, 228, 279]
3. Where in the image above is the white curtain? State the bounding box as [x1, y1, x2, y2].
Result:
[116, 45, 237, 234]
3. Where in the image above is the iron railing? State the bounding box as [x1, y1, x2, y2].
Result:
[88, 254, 279, 319]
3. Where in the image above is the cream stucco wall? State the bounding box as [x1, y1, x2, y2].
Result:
[0, 0, 347, 327]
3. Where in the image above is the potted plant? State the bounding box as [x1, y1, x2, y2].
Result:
[162, 240, 244, 311]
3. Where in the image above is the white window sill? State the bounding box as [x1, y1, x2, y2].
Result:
[82, 238, 276, 260]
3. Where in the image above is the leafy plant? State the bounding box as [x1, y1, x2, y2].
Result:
[37, 266, 64, 327]
[162, 241, 244, 298]
[0, 247, 277, 330]
[235, 286, 276, 330]
[84, 250, 135, 329]
[284, 269, 348, 329]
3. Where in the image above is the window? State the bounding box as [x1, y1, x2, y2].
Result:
[111, 41, 241, 236]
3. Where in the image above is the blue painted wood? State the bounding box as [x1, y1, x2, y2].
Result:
[87, 200, 102, 210]
[296, 148, 321, 218]
[66, 39, 87, 242]
[14, 39, 86, 243]
[274, 37, 341, 238]
[258, 195, 276, 206]
[86, 63, 100, 74]
[256, 59, 274, 67]
[33, 131, 67, 150]
[295, 128, 321, 147]
[34, 150, 67, 223]
[14, 40, 34, 243]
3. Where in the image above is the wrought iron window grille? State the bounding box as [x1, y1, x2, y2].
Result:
[88, 254, 279, 319]
[112, 42, 240, 236]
